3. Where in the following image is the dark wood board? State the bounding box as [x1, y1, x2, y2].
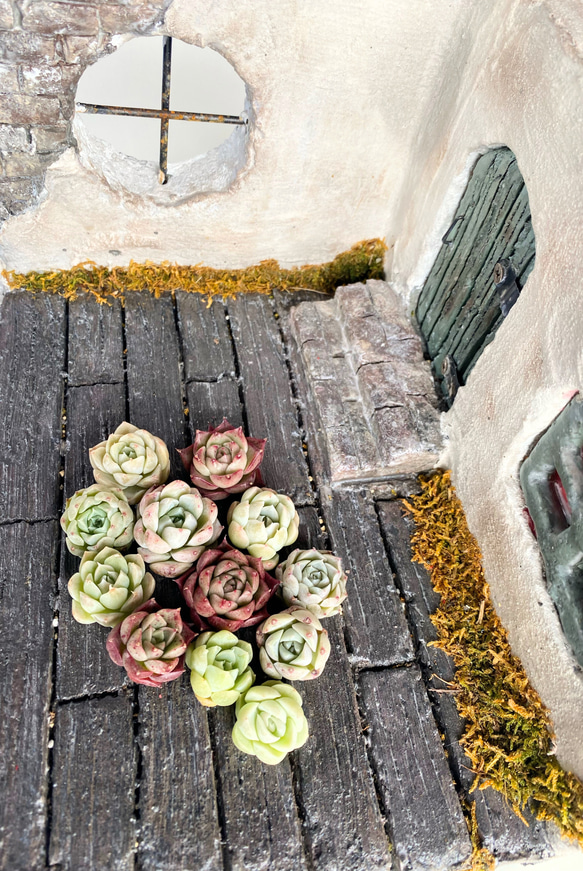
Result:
[57, 382, 129, 699]
[474, 787, 550, 861]
[0, 521, 58, 871]
[67, 294, 124, 386]
[137, 678, 223, 871]
[293, 619, 391, 871]
[358, 666, 472, 871]
[124, 292, 189, 481]
[296, 505, 327, 551]
[321, 488, 414, 667]
[227, 294, 313, 505]
[49, 692, 137, 871]
[186, 378, 243, 434]
[0, 292, 66, 521]
[210, 705, 306, 871]
[177, 292, 235, 382]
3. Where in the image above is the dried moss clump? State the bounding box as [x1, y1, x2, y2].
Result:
[404, 471, 583, 852]
[2, 238, 386, 304]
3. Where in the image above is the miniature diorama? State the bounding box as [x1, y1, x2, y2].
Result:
[0, 2, 582, 870]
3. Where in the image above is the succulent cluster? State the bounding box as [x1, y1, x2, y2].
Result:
[62, 418, 348, 765]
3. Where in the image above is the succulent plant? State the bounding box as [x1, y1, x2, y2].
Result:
[60, 483, 134, 557]
[186, 630, 255, 707]
[179, 541, 279, 631]
[134, 480, 222, 577]
[68, 547, 155, 627]
[256, 607, 331, 681]
[232, 681, 309, 765]
[227, 487, 300, 569]
[106, 598, 195, 687]
[276, 549, 348, 618]
[89, 421, 170, 505]
[179, 419, 267, 501]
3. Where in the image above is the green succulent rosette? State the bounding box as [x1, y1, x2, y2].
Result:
[227, 486, 300, 569]
[60, 483, 134, 557]
[232, 680, 309, 765]
[68, 547, 155, 627]
[89, 421, 170, 505]
[185, 630, 255, 707]
[276, 549, 348, 618]
[256, 607, 331, 681]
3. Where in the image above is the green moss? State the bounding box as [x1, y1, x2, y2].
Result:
[2, 238, 386, 303]
[404, 472, 583, 867]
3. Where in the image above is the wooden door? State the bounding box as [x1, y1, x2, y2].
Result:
[416, 147, 536, 401]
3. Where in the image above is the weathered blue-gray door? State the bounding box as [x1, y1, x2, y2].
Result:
[416, 147, 536, 402]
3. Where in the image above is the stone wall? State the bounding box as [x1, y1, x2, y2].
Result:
[0, 0, 171, 219]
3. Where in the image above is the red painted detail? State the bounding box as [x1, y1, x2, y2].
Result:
[523, 507, 537, 539]
[549, 469, 572, 527]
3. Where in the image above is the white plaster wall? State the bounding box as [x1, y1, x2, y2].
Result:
[388, 0, 583, 780]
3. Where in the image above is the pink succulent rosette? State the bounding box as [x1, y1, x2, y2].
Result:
[178, 418, 266, 501]
[134, 480, 222, 578]
[178, 541, 279, 632]
[106, 598, 195, 687]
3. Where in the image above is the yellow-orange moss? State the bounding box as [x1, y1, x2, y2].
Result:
[404, 471, 583, 864]
[2, 238, 386, 304]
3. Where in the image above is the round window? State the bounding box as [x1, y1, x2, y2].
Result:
[74, 35, 249, 203]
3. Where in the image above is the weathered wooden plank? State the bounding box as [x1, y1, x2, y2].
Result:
[67, 294, 124, 386]
[296, 505, 327, 551]
[210, 704, 306, 871]
[124, 292, 188, 481]
[359, 666, 472, 871]
[137, 679, 223, 871]
[293, 619, 391, 871]
[49, 693, 137, 871]
[228, 294, 313, 505]
[0, 292, 66, 521]
[0, 521, 58, 871]
[321, 488, 414, 667]
[58, 383, 128, 700]
[177, 292, 235, 381]
[416, 149, 514, 326]
[186, 378, 243, 433]
[474, 787, 550, 861]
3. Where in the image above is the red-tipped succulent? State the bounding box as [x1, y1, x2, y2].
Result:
[106, 598, 195, 687]
[178, 419, 266, 501]
[178, 541, 279, 632]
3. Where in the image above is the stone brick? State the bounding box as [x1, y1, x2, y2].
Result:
[0, 124, 31, 153]
[0, 32, 57, 63]
[3, 151, 49, 177]
[0, 92, 61, 125]
[22, 2, 100, 36]
[358, 360, 437, 415]
[0, 175, 44, 214]
[58, 34, 103, 65]
[373, 403, 440, 471]
[0, 63, 19, 94]
[31, 123, 70, 153]
[98, 3, 164, 34]
[19, 64, 61, 96]
[0, 0, 13, 29]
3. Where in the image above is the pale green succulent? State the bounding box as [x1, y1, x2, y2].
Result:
[186, 630, 255, 707]
[276, 549, 348, 618]
[256, 607, 331, 681]
[68, 547, 155, 627]
[89, 421, 170, 505]
[60, 483, 134, 557]
[232, 681, 309, 765]
[227, 487, 299, 569]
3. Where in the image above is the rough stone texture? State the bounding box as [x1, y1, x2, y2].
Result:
[291, 280, 442, 483]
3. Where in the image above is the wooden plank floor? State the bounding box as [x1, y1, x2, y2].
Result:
[0, 290, 549, 871]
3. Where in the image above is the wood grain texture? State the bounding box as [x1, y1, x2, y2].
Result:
[227, 294, 313, 505]
[474, 787, 550, 861]
[67, 295, 124, 386]
[210, 704, 306, 871]
[359, 666, 472, 871]
[57, 383, 128, 699]
[293, 619, 391, 871]
[124, 292, 188, 481]
[0, 292, 66, 521]
[296, 505, 327, 551]
[321, 488, 414, 667]
[177, 293, 235, 382]
[137, 678, 223, 871]
[0, 521, 58, 871]
[49, 693, 137, 871]
[186, 379, 243, 434]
